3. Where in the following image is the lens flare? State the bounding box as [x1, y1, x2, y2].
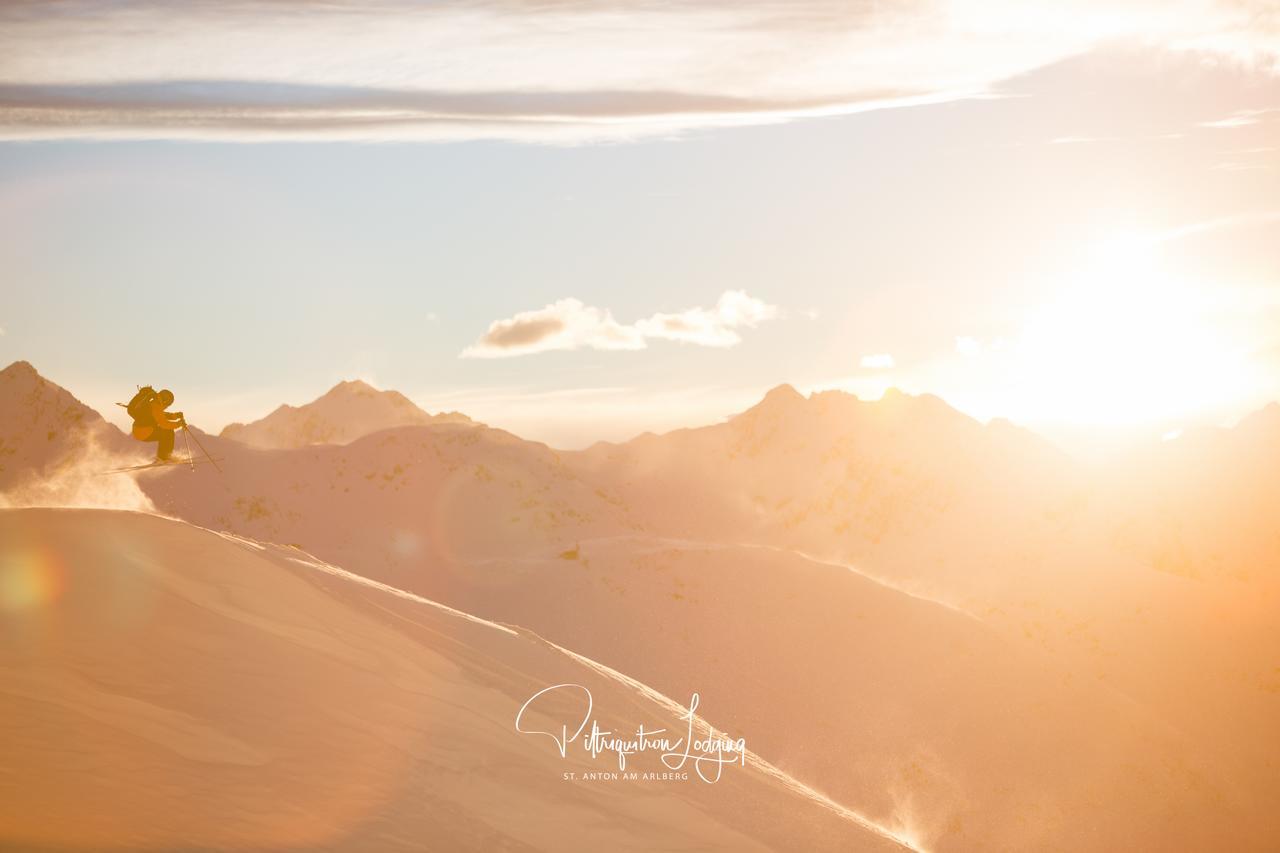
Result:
[0, 547, 66, 612]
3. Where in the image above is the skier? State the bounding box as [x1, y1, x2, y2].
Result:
[126, 386, 186, 461]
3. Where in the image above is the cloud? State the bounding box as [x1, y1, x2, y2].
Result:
[955, 336, 981, 356]
[1210, 161, 1272, 171]
[1158, 210, 1280, 241]
[462, 290, 775, 358]
[1, 1, 1276, 142]
[1048, 132, 1183, 145]
[461, 299, 644, 358]
[860, 353, 896, 369]
[636, 290, 778, 347]
[1198, 107, 1280, 128]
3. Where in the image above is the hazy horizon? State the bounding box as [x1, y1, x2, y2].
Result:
[8, 356, 1275, 458]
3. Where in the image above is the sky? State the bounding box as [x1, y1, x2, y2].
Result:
[1, 1, 1279, 450]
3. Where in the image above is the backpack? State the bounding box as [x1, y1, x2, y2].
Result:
[126, 386, 158, 427]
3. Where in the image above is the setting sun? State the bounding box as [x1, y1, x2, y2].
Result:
[1009, 227, 1254, 427]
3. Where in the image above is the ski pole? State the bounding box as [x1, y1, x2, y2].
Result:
[183, 422, 222, 473]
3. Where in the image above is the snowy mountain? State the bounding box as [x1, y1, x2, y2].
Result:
[4, 364, 1279, 850]
[0, 360, 133, 490]
[568, 383, 1078, 598]
[219, 379, 476, 449]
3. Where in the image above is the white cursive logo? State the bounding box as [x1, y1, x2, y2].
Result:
[515, 684, 747, 783]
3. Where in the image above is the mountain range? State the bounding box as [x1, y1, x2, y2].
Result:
[219, 378, 476, 449]
[2, 359, 1277, 851]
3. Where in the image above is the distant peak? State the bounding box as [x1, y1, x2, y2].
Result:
[332, 379, 377, 393]
[2, 360, 38, 377]
[761, 383, 805, 405]
[319, 379, 383, 401]
[874, 387, 976, 428]
[812, 388, 858, 403]
[734, 383, 807, 422]
[878, 387, 943, 409]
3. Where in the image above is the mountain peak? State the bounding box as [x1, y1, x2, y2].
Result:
[220, 380, 477, 449]
[873, 388, 979, 432]
[2, 359, 39, 379]
[327, 379, 378, 396]
[733, 384, 808, 422]
[0, 361, 131, 486]
[761, 383, 805, 406]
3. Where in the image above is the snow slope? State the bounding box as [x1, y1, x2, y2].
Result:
[0, 508, 912, 853]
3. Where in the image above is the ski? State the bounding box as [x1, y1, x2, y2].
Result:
[98, 457, 223, 475]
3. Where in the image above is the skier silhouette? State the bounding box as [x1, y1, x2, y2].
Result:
[126, 387, 186, 461]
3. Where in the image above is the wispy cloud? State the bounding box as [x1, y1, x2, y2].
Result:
[461, 298, 645, 358]
[1199, 106, 1280, 128]
[1210, 161, 1272, 171]
[1158, 210, 1280, 241]
[462, 290, 776, 358]
[635, 290, 777, 348]
[1, 1, 1277, 142]
[860, 353, 896, 369]
[1048, 132, 1183, 144]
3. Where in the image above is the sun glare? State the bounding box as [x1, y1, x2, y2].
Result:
[1009, 228, 1253, 428]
